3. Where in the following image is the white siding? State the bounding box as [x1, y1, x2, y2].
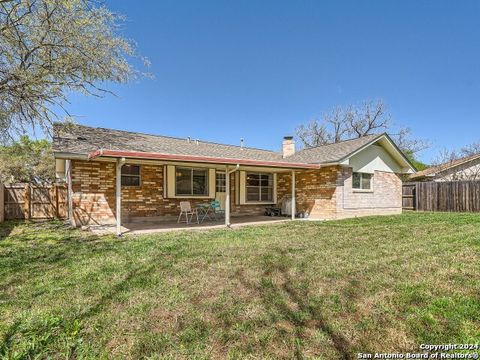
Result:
[348, 144, 403, 174]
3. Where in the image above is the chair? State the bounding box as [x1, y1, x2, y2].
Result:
[177, 201, 199, 224]
[211, 200, 225, 221]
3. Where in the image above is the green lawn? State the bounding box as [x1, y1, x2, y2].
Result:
[0, 213, 479, 359]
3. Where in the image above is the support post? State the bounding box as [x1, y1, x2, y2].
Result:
[225, 166, 230, 227]
[116, 158, 126, 236]
[66, 160, 74, 225]
[291, 170, 296, 220]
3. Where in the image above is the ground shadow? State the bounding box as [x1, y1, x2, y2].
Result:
[235, 248, 354, 359]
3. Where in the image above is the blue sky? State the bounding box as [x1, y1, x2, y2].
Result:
[64, 0, 480, 163]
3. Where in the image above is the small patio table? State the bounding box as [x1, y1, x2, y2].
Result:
[196, 203, 214, 223]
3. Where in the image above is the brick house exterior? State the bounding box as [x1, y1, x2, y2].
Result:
[54, 124, 415, 231]
[70, 160, 271, 225]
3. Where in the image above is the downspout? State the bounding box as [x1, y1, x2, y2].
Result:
[116, 157, 126, 236]
[225, 164, 240, 227]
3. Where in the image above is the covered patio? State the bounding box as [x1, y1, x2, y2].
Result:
[89, 215, 290, 236]
[79, 149, 312, 236]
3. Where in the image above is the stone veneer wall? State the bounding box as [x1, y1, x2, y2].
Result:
[70, 160, 266, 226]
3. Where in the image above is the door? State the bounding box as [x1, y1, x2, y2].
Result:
[215, 172, 226, 210]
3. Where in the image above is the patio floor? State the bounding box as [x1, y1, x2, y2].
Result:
[89, 215, 291, 236]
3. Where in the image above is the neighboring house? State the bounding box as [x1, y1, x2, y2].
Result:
[53, 124, 415, 234]
[409, 154, 480, 182]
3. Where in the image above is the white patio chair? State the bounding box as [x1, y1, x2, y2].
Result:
[177, 201, 199, 224]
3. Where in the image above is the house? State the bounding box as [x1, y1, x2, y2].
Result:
[53, 124, 415, 234]
[409, 154, 480, 182]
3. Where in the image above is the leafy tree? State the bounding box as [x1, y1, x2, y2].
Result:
[295, 100, 429, 165]
[0, 135, 54, 183]
[0, 0, 147, 143]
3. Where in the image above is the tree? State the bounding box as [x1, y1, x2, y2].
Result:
[0, 135, 55, 183]
[0, 0, 146, 143]
[295, 100, 429, 162]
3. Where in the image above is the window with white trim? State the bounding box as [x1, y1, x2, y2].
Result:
[176, 167, 208, 196]
[352, 172, 373, 190]
[121, 165, 140, 186]
[246, 172, 273, 202]
[216, 173, 226, 192]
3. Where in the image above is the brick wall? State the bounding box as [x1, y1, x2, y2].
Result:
[71, 160, 116, 225]
[336, 168, 402, 218]
[70, 160, 403, 226]
[277, 166, 341, 219]
[70, 160, 266, 226]
[277, 166, 402, 220]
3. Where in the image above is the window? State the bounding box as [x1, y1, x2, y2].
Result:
[176, 167, 208, 196]
[246, 172, 273, 202]
[216, 173, 226, 192]
[352, 172, 373, 190]
[121, 165, 140, 186]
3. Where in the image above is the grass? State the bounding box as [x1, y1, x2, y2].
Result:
[0, 213, 479, 359]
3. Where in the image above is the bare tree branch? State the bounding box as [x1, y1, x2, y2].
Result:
[295, 99, 428, 162]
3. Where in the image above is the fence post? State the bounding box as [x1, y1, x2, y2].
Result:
[414, 182, 418, 211]
[54, 184, 59, 219]
[0, 183, 4, 223]
[24, 184, 31, 220]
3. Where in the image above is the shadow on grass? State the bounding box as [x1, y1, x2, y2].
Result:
[236, 248, 353, 360]
[0, 220, 18, 240]
[0, 239, 188, 358]
[0, 221, 191, 358]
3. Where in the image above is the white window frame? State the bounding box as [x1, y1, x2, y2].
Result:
[352, 172, 373, 191]
[121, 164, 141, 187]
[245, 172, 274, 203]
[215, 172, 226, 193]
[175, 167, 209, 196]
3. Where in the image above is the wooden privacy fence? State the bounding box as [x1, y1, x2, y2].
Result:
[403, 181, 480, 212]
[2, 183, 67, 221]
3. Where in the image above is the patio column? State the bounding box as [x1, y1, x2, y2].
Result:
[225, 166, 230, 227]
[116, 157, 126, 236]
[291, 170, 296, 220]
[66, 159, 73, 225]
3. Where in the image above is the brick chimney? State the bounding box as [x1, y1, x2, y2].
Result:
[282, 136, 295, 158]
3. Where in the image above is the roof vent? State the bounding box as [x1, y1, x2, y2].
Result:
[187, 136, 191, 143]
[240, 138, 244, 150]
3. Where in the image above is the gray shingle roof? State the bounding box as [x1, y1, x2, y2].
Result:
[53, 123, 285, 162]
[285, 134, 383, 164]
[53, 123, 385, 165]
[410, 153, 480, 180]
